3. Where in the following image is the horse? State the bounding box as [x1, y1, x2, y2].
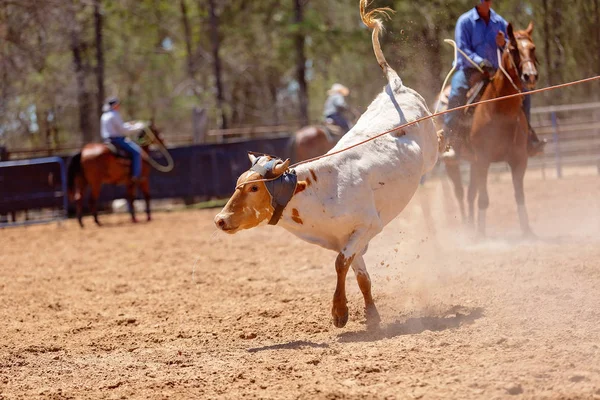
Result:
[286, 122, 347, 163]
[443, 22, 538, 236]
[67, 123, 164, 227]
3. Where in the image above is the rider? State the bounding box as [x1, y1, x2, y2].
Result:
[100, 97, 144, 182]
[323, 83, 352, 134]
[444, 0, 545, 156]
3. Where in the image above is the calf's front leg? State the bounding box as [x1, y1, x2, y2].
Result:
[332, 223, 381, 328]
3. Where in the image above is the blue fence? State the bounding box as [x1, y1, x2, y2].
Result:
[0, 157, 68, 226]
[0, 137, 292, 216]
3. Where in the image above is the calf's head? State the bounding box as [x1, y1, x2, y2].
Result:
[214, 154, 290, 234]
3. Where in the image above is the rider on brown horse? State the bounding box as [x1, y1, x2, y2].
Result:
[323, 83, 352, 134]
[100, 97, 145, 182]
[444, 0, 545, 158]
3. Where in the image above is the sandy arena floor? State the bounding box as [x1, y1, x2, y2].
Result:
[1, 171, 600, 399]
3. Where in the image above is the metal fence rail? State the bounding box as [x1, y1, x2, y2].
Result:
[0, 157, 68, 227]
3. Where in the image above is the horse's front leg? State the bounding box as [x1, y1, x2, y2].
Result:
[509, 157, 532, 236]
[467, 161, 480, 228]
[89, 183, 102, 226]
[475, 161, 491, 236]
[444, 160, 466, 222]
[139, 180, 151, 221]
[126, 183, 138, 223]
[351, 253, 381, 329]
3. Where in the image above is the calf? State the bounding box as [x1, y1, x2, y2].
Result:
[215, 0, 440, 328]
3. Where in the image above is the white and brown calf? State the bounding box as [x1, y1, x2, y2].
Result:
[215, 0, 440, 328]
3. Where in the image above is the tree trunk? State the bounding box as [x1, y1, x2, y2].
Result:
[542, 0, 553, 103]
[550, 0, 564, 85]
[71, 29, 94, 144]
[180, 0, 195, 80]
[595, 0, 600, 77]
[208, 0, 227, 129]
[94, 0, 105, 125]
[294, 0, 309, 126]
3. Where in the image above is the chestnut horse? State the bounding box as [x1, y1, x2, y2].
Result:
[445, 22, 538, 236]
[67, 124, 163, 227]
[286, 123, 346, 163]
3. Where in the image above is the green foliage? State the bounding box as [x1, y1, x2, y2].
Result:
[0, 0, 598, 149]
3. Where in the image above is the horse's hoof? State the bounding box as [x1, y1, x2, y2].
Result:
[365, 305, 381, 329]
[94, 221, 102, 227]
[131, 218, 138, 224]
[332, 306, 349, 328]
[146, 216, 152, 222]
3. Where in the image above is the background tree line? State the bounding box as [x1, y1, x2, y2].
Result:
[0, 0, 598, 150]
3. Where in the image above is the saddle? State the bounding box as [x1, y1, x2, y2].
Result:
[440, 73, 494, 146]
[104, 142, 131, 159]
[321, 119, 346, 143]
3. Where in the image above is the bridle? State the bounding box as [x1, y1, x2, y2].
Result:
[498, 33, 537, 93]
[238, 154, 298, 226]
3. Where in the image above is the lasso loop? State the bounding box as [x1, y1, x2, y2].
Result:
[135, 122, 175, 173]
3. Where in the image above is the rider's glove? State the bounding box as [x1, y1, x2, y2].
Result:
[479, 59, 493, 70]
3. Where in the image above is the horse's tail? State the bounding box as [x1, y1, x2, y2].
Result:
[67, 152, 82, 198]
[359, 0, 402, 89]
[286, 133, 297, 164]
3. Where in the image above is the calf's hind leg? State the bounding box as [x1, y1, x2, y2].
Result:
[352, 253, 381, 328]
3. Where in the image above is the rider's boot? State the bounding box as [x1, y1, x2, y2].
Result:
[527, 124, 547, 157]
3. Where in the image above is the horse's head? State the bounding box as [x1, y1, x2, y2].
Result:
[137, 120, 166, 148]
[497, 22, 538, 90]
[214, 154, 291, 234]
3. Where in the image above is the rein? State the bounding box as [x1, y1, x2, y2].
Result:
[497, 47, 522, 93]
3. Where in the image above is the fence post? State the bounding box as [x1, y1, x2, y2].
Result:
[551, 111, 562, 179]
[192, 107, 208, 144]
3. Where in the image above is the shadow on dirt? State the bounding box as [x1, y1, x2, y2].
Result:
[248, 340, 329, 353]
[338, 306, 484, 343]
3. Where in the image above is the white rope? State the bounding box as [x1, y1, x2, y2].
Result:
[137, 123, 175, 173]
[434, 39, 484, 114]
[497, 47, 521, 93]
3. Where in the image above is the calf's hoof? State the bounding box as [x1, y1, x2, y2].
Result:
[332, 306, 349, 328]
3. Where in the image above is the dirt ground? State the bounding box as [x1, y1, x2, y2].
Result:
[1, 170, 600, 399]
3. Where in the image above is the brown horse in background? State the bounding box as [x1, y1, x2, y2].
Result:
[67, 123, 164, 227]
[445, 22, 538, 236]
[286, 123, 348, 163]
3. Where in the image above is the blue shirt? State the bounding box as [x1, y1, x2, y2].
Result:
[454, 7, 508, 70]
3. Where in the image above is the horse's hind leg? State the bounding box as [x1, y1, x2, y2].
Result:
[444, 160, 466, 222]
[509, 158, 532, 236]
[467, 162, 480, 229]
[75, 178, 87, 228]
[475, 162, 491, 236]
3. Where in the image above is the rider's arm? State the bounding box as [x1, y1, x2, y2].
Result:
[111, 112, 139, 136]
[456, 18, 484, 67]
